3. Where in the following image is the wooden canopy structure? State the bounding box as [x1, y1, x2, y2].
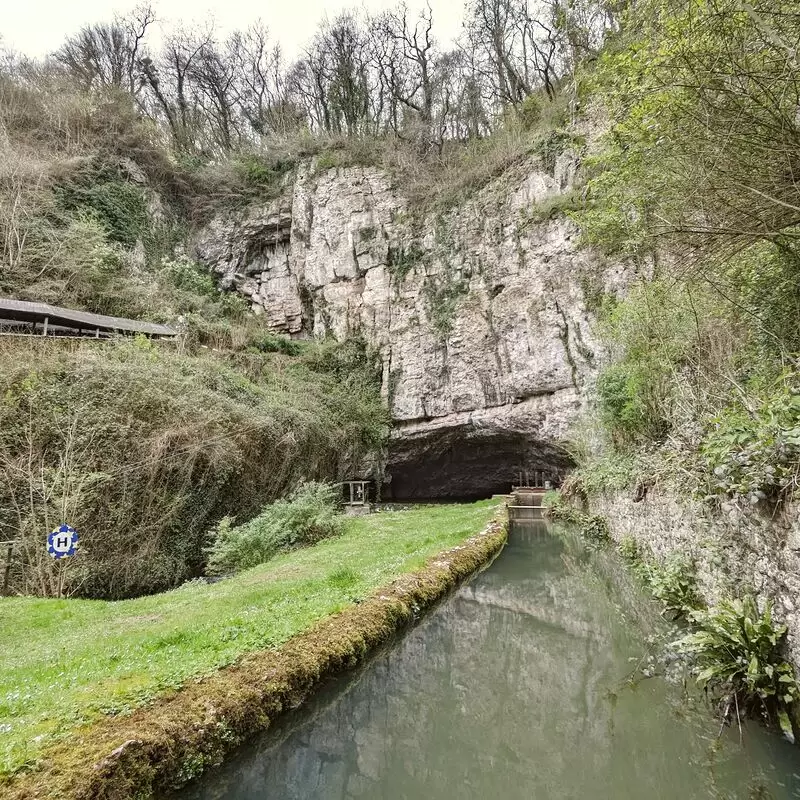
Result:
[0, 299, 177, 339]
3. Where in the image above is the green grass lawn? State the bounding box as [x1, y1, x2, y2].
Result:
[0, 501, 498, 776]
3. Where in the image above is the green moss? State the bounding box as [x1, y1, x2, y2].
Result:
[387, 243, 424, 281]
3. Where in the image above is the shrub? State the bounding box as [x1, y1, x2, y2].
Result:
[699, 378, 800, 505]
[639, 554, 702, 617]
[247, 331, 304, 356]
[567, 452, 641, 496]
[581, 514, 610, 543]
[531, 128, 574, 175]
[207, 481, 344, 574]
[593, 279, 723, 448]
[524, 189, 584, 225]
[542, 492, 610, 543]
[517, 93, 543, 130]
[160, 254, 217, 298]
[617, 535, 640, 563]
[596, 361, 671, 445]
[53, 161, 148, 248]
[677, 595, 800, 740]
[233, 153, 294, 192]
[542, 491, 581, 523]
[616, 534, 702, 618]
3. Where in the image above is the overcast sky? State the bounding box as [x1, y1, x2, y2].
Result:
[3, 0, 466, 59]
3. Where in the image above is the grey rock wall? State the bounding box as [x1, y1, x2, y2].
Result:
[195, 158, 634, 495]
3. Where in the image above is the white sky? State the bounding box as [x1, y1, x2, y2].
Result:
[3, 0, 466, 59]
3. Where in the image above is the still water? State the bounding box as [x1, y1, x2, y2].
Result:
[179, 520, 800, 799]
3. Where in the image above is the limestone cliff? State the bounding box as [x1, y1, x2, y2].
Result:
[196, 157, 634, 497]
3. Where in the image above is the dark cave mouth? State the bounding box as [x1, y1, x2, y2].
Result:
[383, 426, 571, 501]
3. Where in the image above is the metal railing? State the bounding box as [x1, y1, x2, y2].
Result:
[514, 470, 560, 489]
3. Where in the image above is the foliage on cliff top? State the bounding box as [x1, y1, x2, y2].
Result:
[0, 500, 500, 781]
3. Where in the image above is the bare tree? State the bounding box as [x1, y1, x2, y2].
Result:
[372, 3, 437, 143]
[464, 0, 567, 104]
[231, 23, 293, 136]
[54, 4, 155, 95]
[139, 26, 212, 151]
[40, 0, 615, 154]
[297, 13, 373, 136]
[190, 38, 242, 151]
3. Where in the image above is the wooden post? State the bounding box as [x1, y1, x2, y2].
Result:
[42, 316, 49, 336]
[2, 542, 13, 596]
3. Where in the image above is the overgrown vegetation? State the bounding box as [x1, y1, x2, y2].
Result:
[0, 336, 387, 599]
[0, 40, 406, 602]
[0, 500, 501, 782]
[423, 272, 470, 337]
[677, 596, 800, 742]
[617, 537, 702, 618]
[616, 536, 799, 738]
[565, 0, 800, 515]
[561, 451, 642, 498]
[0, 0, 602, 611]
[542, 492, 610, 543]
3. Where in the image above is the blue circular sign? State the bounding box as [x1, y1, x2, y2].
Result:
[47, 524, 79, 559]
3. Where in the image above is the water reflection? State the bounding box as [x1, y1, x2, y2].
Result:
[177, 520, 800, 800]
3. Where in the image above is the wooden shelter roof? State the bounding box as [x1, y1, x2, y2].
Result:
[0, 299, 177, 338]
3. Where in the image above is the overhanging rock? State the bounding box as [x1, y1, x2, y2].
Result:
[385, 394, 576, 499]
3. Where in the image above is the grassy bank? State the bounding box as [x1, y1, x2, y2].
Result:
[0, 500, 502, 791]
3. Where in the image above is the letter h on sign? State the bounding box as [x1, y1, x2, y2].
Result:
[47, 525, 78, 559]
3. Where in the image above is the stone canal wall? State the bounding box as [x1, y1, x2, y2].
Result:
[590, 488, 800, 669]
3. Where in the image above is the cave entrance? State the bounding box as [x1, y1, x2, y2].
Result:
[384, 424, 571, 501]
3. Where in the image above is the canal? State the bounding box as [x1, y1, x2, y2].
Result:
[178, 519, 800, 799]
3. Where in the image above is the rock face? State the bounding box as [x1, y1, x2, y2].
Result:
[195, 158, 634, 497]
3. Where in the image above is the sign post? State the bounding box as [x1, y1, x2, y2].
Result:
[47, 524, 79, 598]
